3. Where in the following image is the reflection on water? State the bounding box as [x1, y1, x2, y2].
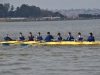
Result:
[0, 20, 100, 75]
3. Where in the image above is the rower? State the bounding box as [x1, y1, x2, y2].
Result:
[44, 32, 54, 42]
[56, 32, 62, 40]
[76, 32, 83, 41]
[36, 32, 43, 41]
[26, 32, 34, 41]
[18, 32, 25, 41]
[4, 34, 12, 41]
[87, 32, 95, 42]
[65, 32, 74, 41]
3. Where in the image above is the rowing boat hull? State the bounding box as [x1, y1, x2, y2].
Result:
[1, 41, 100, 45]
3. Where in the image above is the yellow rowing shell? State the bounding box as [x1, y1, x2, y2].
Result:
[0, 41, 100, 45]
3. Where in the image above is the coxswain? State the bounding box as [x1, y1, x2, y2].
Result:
[4, 34, 12, 41]
[44, 32, 54, 42]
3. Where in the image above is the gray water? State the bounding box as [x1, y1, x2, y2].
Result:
[0, 20, 100, 75]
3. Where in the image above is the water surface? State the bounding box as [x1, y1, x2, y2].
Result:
[0, 20, 100, 75]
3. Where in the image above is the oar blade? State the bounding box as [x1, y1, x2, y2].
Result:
[1, 43, 10, 46]
[20, 44, 28, 46]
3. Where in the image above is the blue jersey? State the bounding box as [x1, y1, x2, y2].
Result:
[36, 35, 43, 40]
[28, 36, 34, 41]
[66, 35, 74, 41]
[57, 36, 62, 40]
[4, 37, 12, 41]
[77, 36, 83, 41]
[87, 36, 95, 41]
[45, 34, 54, 42]
[19, 35, 25, 40]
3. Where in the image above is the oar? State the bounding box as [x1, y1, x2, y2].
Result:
[1, 42, 10, 46]
[1, 42, 28, 46]
[20, 43, 28, 46]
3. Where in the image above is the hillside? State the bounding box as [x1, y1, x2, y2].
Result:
[52, 9, 100, 17]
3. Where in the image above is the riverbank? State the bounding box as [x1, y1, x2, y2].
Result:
[0, 18, 63, 22]
[0, 17, 100, 22]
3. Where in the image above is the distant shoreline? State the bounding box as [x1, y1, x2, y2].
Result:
[0, 18, 100, 22]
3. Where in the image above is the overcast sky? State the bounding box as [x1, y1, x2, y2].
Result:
[0, 0, 100, 9]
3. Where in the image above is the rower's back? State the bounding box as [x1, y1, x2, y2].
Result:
[45, 32, 54, 42]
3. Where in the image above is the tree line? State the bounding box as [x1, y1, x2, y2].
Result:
[78, 14, 100, 18]
[0, 3, 65, 18]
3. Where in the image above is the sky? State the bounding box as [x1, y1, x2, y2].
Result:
[0, 0, 100, 10]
